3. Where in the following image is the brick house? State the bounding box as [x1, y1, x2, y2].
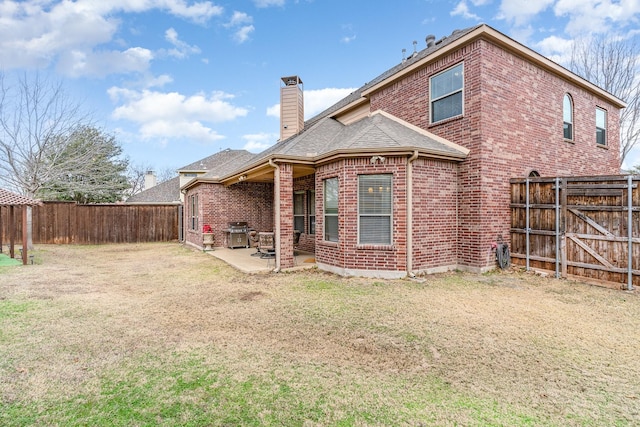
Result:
[182, 24, 624, 278]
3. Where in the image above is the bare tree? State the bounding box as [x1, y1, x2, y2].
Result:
[0, 72, 90, 196]
[569, 35, 640, 166]
[124, 162, 177, 198]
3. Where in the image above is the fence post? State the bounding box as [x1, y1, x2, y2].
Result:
[555, 177, 560, 278]
[560, 178, 568, 279]
[525, 178, 530, 271]
[627, 175, 634, 291]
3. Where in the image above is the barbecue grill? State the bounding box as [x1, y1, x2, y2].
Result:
[223, 221, 249, 249]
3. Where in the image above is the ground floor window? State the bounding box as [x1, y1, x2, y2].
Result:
[188, 193, 198, 231]
[308, 190, 316, 234]
[358, 174, 392, 245]
[324, 178, 338, 242]
[293, 191, 305, 233]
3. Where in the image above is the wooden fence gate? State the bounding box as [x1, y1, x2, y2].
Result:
[510, 175, 639, 290]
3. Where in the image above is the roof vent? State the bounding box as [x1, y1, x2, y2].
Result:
[426, 34, 435, 48]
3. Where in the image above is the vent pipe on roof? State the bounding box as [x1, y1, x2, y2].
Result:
[426, 34, 435, 48]
[402, 48, 407, 63]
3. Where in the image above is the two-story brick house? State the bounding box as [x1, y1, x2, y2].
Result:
[182, 24, 624, 278]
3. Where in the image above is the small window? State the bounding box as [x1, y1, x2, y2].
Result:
[324, 178, 338, 242]
[358, 174, 392, 245]
[293, 191, 304, 233]
[430, 63, 463, 123]
[563, 94, 573, 140]
[189, 194, 198, 231]
[308, 190, 316, 235]
[596, 108, 607, 145]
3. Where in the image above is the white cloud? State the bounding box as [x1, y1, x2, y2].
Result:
[253, 0, 285, 7]
[57, 47, 154, 77]
[451, 1, 482, 20]
[0, 0, 222, 75]
[227, 11, 253, 27]
[225, 11, 254, 43]
[162, 27, 201, 58]
[233, 25, 255, 44]
[535, 35, 574, 65]
[108, 87, 249, 143]
[267, 87, 357, 120]
[497, 0, 554, 27]
[242, 132, 278, 152]
[554, 0, 640, 36]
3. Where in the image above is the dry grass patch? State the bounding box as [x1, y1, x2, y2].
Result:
[1, 243, 639, 426]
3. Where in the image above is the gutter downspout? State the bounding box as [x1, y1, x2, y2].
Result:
[407, 150, 419, 278]
[268, 159, 281, 272]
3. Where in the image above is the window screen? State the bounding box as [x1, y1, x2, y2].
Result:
[358, 174, 392, 245]
[293, 191, 304, 233]
[430, 63, 463, 123]
[324, 178, 338, 242]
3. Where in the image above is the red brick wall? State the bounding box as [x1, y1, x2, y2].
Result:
[411, 158, 460, 271]
[316, 157, 408, 275]
[370, 37, 621, 270]
[184, 181, 273, 249]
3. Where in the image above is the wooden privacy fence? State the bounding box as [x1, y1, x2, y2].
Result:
[510, 175, 639, 290]
[0, 201, 180, 245]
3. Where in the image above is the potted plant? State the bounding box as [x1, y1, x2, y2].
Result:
[202, 224, 214, 251]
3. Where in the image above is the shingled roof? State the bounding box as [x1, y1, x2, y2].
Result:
[0, 188, 42, 206]
[126, 176, 181, 203]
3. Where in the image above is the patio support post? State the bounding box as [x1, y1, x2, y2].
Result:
[21, 205, 28, 265]
[9, 205, 15, 259]
[275, 162, 295, 269]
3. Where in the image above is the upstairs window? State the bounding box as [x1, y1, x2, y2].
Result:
[563, 94, 573, 140]
[430, 63, 463, 123]
[324, 178, 338, 242]
[358, 174, 392, 245]
[596, 108, 607, 146]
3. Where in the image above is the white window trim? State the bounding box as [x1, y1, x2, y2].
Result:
[430, 62, 464, 124]
[357, 174, 393, 246]
[323, 178, 339, 243]
[596, 107, 607, 146]
[563, 93, 574, 141]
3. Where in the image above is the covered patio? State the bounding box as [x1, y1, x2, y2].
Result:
[0, 188, 42, 265]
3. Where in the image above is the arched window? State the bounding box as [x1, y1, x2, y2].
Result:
[563, 94, 573, 140]
[528, 170, 540, 177]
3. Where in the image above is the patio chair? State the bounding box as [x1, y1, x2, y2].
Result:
[258, 232, 275, 259]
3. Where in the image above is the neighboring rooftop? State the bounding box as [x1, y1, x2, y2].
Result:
[126, 176, 181, 204]
[0, 188, 42, 206]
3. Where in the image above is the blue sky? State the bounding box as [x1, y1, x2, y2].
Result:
[1, 0, 639, 174]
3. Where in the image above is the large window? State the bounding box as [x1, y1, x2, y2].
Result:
[358, 174, 392, 245]
[293, 191, 305, 233]
[308, 190, 316, 235]
[324, 178, 338, 242]
[189, 194, 198, 231]
[596, 107, 607, 146]
[430, 63, 463, 123]
[563, 94, 573, 140]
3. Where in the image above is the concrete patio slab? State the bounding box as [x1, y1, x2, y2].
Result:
[206, 247, 316, 274]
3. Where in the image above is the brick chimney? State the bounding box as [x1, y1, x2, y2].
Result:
[280, 75, 304, 141]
